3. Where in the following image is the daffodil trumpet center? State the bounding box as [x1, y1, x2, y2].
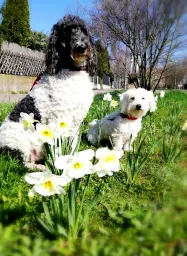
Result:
[23, 120, 31, 128]
[60, 122, 68, 128]
[73, 162, 83, 170]
[41, 130, 53, 138]
[43, 180, 54, 191]
[104, 154, 117, 163]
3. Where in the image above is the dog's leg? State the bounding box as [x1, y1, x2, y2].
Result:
[123, 133, 137, 151]
[23, 147, 47, 171]
[87, 123, 100, 146]
[24, 162, 47, 171]
[110, 134, 124, 151]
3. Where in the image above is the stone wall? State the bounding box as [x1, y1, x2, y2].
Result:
[0, 74, 36, 93]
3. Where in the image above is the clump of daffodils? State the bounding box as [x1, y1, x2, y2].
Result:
[20, 111, 124, 197]
[25, 171, 70, 197]
[103, 93, 112, 101]
[159, 90, 165, 98]
[50, 116, 72, 138]
[94, 148, 123, 177]
[54, 149, 95, 179]
[19, 112, 36, 131]
[36, 123, 54, 144]
[25, 147, 123, 196]
[110, 100, 118, 108]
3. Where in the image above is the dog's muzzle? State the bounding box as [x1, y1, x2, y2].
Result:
[136, 104, 142, 110]
[76, 45, 87, 53]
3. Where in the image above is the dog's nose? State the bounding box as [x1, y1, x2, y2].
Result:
[76, 45, 87, 53]
[136, 104, 142, 110]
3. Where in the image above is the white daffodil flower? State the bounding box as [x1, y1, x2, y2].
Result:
[159, 91, 165, 98]
[182, 120, 187, 131]
[118, 94, 123, 100]
[25, 171, 70, 197]
[50, 116, 72, 138]
[89, 119, 98, 127]
[154, 95, 158, 102]
[103, 93, 112, 101]
[19, 112, 35, 131]
[110, 100, 118, 108]
[94, 147, 123, 177]
[36, 123, 54, 144]
[54, 149, 95, 179]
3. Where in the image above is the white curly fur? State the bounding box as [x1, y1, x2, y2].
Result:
[87, 88, 156, 151]
[0, 70, 93, 169]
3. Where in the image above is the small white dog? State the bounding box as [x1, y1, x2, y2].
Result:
[87, 88, 156, 151]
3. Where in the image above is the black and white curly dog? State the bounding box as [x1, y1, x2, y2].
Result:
[0, 15, 97, 170]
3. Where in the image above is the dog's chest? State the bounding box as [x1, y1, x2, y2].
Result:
[117, 118, 142, 134]
[30, 71, 93, 125]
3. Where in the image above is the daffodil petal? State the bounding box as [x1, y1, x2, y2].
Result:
[55, 174, 71, 186]
[25, 171, 51, 185]
[116, 150, 124, 159]
[95, 147, 110, 159]
[33, 184, 54, 196]
[29, 113, 34, 119]
[75, 149, 95, 161]
[54, 155, 71, 169]
[28, 187, 36, 197]
[97, 170, 108, 177]
[54, 185, 66, 195]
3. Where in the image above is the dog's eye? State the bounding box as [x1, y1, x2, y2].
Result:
[142, 97, 145, 100]
[131, 97, 135, 100]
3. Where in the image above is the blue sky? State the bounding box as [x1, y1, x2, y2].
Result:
[0, 0, 93, 34]
[0, 0, 186, 59]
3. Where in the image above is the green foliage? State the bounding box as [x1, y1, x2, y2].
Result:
[0, 102, 15, 125]
[38, 139, 103, 241]
[122, 135, 159, 184]
[28, 30, 48, 52]
[162, 123, 183, 163]
[0, 90, 187, 255]
[95, 40, 113, 84]
[161, 101, 184, 163]
[1, 0, 30, 46]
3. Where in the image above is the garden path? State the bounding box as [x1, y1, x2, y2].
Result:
[0, 89, 118, 103]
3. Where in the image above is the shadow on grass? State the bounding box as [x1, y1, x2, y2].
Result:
[0, 203, 26, 226]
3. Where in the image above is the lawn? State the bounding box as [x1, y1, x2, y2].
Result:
[0, 90, 187, 256]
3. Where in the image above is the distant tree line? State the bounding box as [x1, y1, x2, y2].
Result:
[0, 0, 113, 82]
[95, 40, 113, 86]
[0, 0, 48, 52]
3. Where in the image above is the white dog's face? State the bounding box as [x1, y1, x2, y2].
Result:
[120, 88, 157, 118]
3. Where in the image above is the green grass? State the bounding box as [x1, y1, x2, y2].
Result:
[0, 90, 187, 255]
[10, 90, 28, 94]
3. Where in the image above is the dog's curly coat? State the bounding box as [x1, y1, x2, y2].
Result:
[0, 15, 97, 169]
[87, 88, 157, 151]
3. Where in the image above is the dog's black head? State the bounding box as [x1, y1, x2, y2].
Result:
[45, 15, 97, 76]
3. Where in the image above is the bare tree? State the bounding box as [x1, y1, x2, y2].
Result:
[109, 43, 131, 88]
[161, 58, 187, 89]
[90, 0, 186, 90]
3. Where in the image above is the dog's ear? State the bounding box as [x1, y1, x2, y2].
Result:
[148, 90, 157, 112]
[120, 91, 129, 114]
[45, 23, 66, 75]
[87, 40, 97, 76]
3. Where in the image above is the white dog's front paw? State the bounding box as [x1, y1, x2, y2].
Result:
[123, 145, 132, 151]
[113, 145, 124, 151]
[87, 133, 98, 145]
[24, 162, 47, 171]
